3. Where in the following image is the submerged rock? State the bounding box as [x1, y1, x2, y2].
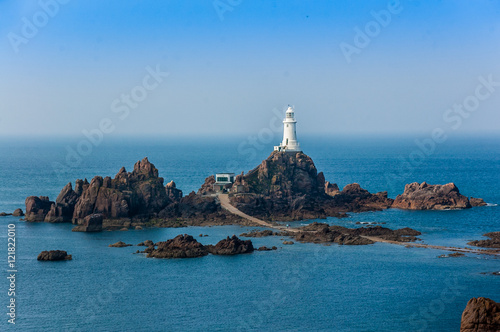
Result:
[37, 250, 72, 261]
[392, 182, 471, 210]
[460, 297, 500, 332]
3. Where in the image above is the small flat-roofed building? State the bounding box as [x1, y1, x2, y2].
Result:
[213, 173, 235, 192]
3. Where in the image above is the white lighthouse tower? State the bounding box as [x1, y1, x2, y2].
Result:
[274, 106, 301, 152]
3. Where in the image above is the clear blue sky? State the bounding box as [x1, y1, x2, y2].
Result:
[0, 0, 499, 137]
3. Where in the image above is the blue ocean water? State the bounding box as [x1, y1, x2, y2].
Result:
[0, 135, 499, 331]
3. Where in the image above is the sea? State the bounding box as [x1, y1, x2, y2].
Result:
[0, 134, 499, 332]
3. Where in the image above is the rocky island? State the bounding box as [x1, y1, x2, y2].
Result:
[22, 149, 487, 233]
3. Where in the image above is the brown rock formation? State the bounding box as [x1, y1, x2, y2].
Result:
[197, 175, 216, 195]
[470, 197, 487, 207]
[147, 234, 208, 258]
[228, 151, 393, 221]
[12, 208, 24, 217]
[392, 182, 471, 210]
[72, 214, 103, 232]
[460, 297, 500, 332]
[206, 235, 254, 255]
[468, 232, 500, 249]
[25, 196, 53, 221]
[37, 250, 72, 261]
[325, 181, 340, 196]
[109, 241, 132, 247]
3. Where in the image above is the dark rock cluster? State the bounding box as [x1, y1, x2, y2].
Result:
[37, 250, 72, 261]
[144, 234, 254, 258]
[468, 232, 500, 249]
[228, 151, 393, 221]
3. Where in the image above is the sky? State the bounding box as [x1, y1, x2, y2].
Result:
[0, 0, 499, 137]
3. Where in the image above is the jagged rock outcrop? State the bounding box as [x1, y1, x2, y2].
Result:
[470, 197, 487, 207]
[197, 175, 216, 195]
[12, 208, 24, 217]
[72, 214, 103, 232]
[330, 183, 393, 212]
[392, 182, 472, 210]
[45, 182, 81, 222]
[468, 232, 500, 249]
[25, 196, 53, 221]
[228, 151, 393, 221]
[460, 297, 500, 332]
[206, 235, 254, 255]
[25, 158, 183, 226]
[166, 181, 183, 201]
[37, 250, 72, 261]
[325, 181, 340, 196]
[147, 234, 208, 258]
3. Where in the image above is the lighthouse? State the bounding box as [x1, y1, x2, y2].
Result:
[274, 106, 301, 152]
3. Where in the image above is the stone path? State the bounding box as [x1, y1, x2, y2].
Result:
[219, 194, 499, 256]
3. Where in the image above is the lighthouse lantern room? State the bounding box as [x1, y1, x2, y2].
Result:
[274, 106, 301, 152]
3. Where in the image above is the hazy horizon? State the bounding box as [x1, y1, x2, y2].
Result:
[1, 0, 499, 138]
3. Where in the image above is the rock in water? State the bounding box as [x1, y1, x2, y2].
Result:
[470, 197, 487, 207]
[206, 235, 254, 255]
[460, 297, 500, 332]
[147, 234, 208, 258]
[72, 214, 103, 232]
[468, 232, 500, 248]
[228, 151, 393, 221]
[12, 208, 24, 217]
[109, 241, 132, 247]
[37, 250, 72, 261]
[392, 182, 471, 210]
[25, 196, 54, 221]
